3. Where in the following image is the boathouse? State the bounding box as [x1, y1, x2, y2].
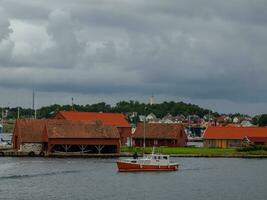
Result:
[44, 120, 120, 154]
[52, 111, 131, 146]
[203, 126, 267, 148]
[12, 119, 120, 155]
[132, 123, 187, 147]
[12, 119, 46, 154]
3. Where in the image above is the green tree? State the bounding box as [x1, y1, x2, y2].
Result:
[258, 114, 267, 127]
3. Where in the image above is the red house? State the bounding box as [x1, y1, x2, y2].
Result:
[204, 126, 267, 148]
[52, 111, 132, 146]
[132, 123, 187, 147]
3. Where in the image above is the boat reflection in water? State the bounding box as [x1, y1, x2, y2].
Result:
[117, 150, 178, 172]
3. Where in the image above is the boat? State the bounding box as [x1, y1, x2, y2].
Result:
[117, 117, 178, 172]
[117, 149, 178, 172]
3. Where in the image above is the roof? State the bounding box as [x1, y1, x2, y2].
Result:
[133, 123, 185, 139]
[13, 119, 120, 144]
[204, 126, 267, 140]
[45, 120, 120, 139]
[13, 119, 46, 143]
[53, 111, 131, 127]
[246, 136, 267, 143]
[225, 124, 239, 127]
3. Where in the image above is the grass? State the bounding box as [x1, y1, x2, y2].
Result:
[121, 146, 267, 156]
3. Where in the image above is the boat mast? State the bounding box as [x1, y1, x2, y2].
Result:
[143, 106, 147, 154]
[32, 89, 36, 119]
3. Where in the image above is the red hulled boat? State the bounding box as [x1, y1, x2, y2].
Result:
[117, 152, 178, 172]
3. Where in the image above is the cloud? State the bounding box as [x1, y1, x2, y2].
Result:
[0, 0, 267, 115]
[0, 7, 14, 65]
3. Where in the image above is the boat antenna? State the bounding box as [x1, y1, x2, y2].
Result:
[71, 97, 74, 111]
[17, 107, 20, 119]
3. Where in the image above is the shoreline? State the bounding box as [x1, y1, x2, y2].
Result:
[119, 153, 267, 158]
[1, 150, 267, 158]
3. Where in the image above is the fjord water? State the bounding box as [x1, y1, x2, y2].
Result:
[0, 157, 266, 200]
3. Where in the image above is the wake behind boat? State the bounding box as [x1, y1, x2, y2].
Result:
[117, 150, 178, 172]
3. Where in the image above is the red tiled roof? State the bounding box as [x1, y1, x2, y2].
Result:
[133, 123, 185, 139]
[204, 126, 267, 140]
[45, 120, 120, 139]
[53, 111, 131, 127]
[225, 124, 239, 127]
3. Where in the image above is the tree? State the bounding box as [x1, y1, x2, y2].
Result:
[258, 114, 267, 127]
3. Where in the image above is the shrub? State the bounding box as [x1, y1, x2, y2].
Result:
[237, 145, 267, 152]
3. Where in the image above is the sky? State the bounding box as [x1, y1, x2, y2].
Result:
[0, 0, 267, 116]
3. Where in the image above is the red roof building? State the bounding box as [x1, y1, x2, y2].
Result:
[203, 126, 267, 148]
[52, 111, 132, 146]
[243, 136, 267, 146]
[12, 119, 120, 155]
[132, 123, 187, 147]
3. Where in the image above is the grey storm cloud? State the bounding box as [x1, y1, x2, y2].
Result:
[0, 0, 267, 114]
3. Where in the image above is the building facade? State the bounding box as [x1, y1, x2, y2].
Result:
[132, 123, 187, 147]
[203, 126, 267, 148]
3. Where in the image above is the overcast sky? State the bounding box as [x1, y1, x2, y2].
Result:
[0, 0, 267, 115]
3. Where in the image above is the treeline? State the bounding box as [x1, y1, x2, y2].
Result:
[1, 101, 217, 120]
[252, 114, 267, 127]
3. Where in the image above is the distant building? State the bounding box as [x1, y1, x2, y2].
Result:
[203, 126, 267, 148]
[139, 115, 146, 122]
[240, 120, 253, 127]
[149, 95, 155, 105]
[52, 111, 131, 146]
[132, 123, 187, 147]
[146, 113, 157, 122]
[232, 117, 240, 124]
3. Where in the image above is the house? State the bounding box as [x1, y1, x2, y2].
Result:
[232, 117, 240, 124]
[12, 119, 120, 155]
[203, 126, 267, 148]
[139, 115, 146, 122]
[240, 120, 253, 127]
[146, 113, 157, 122]
[242, 136, 267, 146]
[162, 113, 174, 123]
[132, 123, 187, 147]
[225, 123, 240, 127]
[52, 111, 131, 146]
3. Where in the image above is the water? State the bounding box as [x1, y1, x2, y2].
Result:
[0, 134, 12, 143]
[0, 157, 267, 200]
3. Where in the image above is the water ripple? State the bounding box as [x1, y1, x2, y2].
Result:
[0, 170, 80, 180]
